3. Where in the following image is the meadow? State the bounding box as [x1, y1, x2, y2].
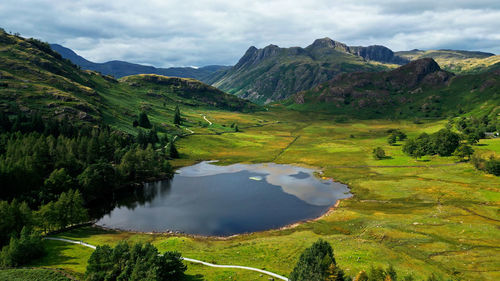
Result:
[31, 108, 500, 281]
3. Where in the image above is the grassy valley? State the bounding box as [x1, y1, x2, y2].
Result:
[0, 30, 499, 281]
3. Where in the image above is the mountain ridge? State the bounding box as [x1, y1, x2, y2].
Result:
[0, 31, 257, 133]
[50, 43, 230, 81]
[210, 37, 405, 104]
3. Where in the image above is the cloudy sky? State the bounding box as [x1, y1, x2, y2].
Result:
[1, 0, 499, 67]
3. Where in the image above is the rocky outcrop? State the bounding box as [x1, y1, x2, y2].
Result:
[349, 45, 409, 65]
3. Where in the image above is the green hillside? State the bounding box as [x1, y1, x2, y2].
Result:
[284, 58, 500, 119]
[0, 30, 257, 134]
[396, 49, 500, 74]
[210, 38, 399, 104]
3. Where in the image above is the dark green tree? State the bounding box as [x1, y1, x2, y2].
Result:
[138, 112, 152, 129]
[387, 134, 397, 145]
[289, 239, 345, 281]
[453, 144, 474, 161]
[168, 142, 179, 159]
[42, 168, 73, 201]
[432, 129, 460, 156]
[372, 147, 386, 160]
[173, 105, 181, 125]
[78, 162, 117, 201]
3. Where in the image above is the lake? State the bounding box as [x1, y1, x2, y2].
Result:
[96, 161, 351, 236]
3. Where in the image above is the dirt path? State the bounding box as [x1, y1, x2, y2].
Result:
[43, 237, 289, 281]
[202, 115, 212, 125]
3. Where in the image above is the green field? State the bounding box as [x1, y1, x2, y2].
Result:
[26, 108, 500, 281]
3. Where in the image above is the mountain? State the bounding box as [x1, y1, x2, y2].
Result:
[209, 38, 407, 104]
[49, 44, 230, 81]
[395, 49, 500, 74]
[284, 58, 499, 119]
[0, 31, 257, 133]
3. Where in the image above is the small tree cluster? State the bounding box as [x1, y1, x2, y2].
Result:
[471, 154, 500, 176]
[85, 241, 186, 281]
[0, 227, 45, 268]
[36, 189, 88, 233]
[386, 129, 406, 146]
[402, 129, 460, 159]
[454, 115, 498, 145]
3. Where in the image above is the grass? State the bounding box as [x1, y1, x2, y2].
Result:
[0, 268, 71, 281]
[29, 109, 499, 281]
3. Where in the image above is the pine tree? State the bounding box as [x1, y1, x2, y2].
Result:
[168, 142, 179, 159]
[138, 112, 152, 128]
[173, 105, 181, 125]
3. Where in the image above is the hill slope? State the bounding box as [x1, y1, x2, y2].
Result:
[50, 44, 230, 81]
[0, 31, 257, 132]
[285, 58, 500, 118]
[210, 38, 406, 104]
[395, 49, 500, 74]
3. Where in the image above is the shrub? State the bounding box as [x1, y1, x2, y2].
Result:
[372, 147, 386, 160]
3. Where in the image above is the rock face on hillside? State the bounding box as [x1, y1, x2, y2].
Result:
[291, 58, 454, 113]
[211, 37, 405, 104]
[349, 45, 409, 65]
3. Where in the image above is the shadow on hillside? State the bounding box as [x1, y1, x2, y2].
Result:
[183, 274, 204, 281]
[55, 226, 120, 240]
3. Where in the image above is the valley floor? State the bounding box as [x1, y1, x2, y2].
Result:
[29, 108, 500, 281]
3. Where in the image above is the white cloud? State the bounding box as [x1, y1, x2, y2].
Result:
[0, 0, 499, 67]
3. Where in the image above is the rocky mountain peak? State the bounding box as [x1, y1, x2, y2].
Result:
[397, 58, 441, 76]
[306, 37, 350, 53]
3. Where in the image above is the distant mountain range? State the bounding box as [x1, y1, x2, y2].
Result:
[50, 39, 499, 106]
[49, 44, 230, 81]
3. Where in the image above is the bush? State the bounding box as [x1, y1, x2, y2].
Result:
[485, 159, 500, 176]
[372, 147, 386, 160]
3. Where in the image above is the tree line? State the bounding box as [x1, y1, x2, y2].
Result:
[0, 190, 87, 267]
[0, 111, 176, 206]
[85, 241, 186, 281]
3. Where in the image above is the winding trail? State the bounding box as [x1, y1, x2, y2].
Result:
[43, 237, 289, 281]
[202, 114, 212, 125]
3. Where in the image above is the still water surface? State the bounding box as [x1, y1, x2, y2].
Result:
[96, 161, 351, 236]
